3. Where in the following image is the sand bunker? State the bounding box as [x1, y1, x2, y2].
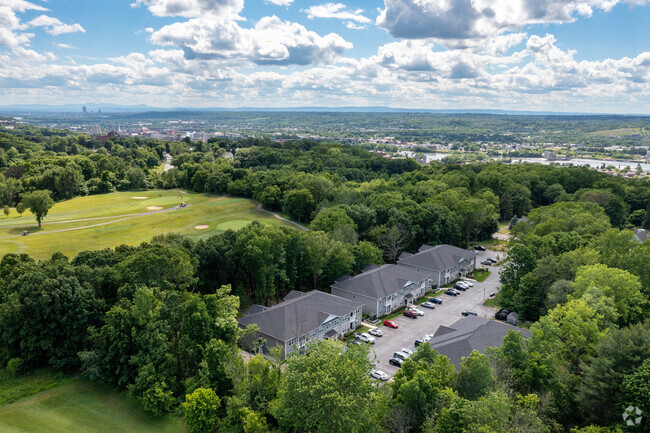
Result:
[147, 206, 163, 210]
[195, 225, 209, 230]
[132, 196, 148, 199]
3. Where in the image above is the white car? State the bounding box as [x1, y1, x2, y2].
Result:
[357, 333, 376, 344]
[370, 370, 389, 381]
[409, 307, 425, 316]
[401, 348, 414, 356]
[422, 334, 432, 342]
[461, 280, 474, 287]
[368, 328, 383, 337]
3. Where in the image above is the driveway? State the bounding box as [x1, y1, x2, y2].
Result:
[369, 249, 507, 379]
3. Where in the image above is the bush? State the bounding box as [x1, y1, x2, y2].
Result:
[6, 357, 23, 378]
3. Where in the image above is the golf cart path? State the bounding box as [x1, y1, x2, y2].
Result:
[256, 202, 308, 230]
[0, 205, 188, 240]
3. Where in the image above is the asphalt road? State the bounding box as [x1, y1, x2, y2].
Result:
[369, 249, 507, 379]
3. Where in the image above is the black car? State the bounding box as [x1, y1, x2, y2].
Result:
[444, 289, 458, 296]
[462, 311, 477, 316]
[487, 257, 498, 263]
[474, 245, 486, 251]
[429, 297, 443, 304]
[495, 308, 512, 321]
[389, 357, 404, 367]
[481, 260, 492, 266]
[454, 283, 467, 291]
[414, 338, 426, 347]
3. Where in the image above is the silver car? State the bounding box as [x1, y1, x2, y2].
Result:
[368, 328, 383, 337]
[370, 370, 388, 381]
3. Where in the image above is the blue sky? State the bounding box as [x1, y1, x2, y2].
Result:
[2, 0, 650, 112]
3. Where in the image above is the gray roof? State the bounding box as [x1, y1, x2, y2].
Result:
[284, 290, 307, 301]
[429, 316, 532, 369]
[243, 304, 268, 317]
[331, 264, 431, 300]
[397, 244, 476, 272]
[635, 229, 647, 243]
[238, 290, 362, 343]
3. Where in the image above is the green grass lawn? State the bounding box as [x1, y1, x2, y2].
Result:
[0, 380, 187, 433]
[0, 190, 294, 260]
[471, 270, 491, 282]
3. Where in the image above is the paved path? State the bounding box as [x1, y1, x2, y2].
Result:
[163, 153, 174, 172]
[0, 205, 188, 240]
[370, 249, 507, 379]
[256, 202, 308, 230]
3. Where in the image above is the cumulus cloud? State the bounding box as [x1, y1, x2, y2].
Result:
[130, 0, 244, 18]
[376, 0, 650, 47]
[265, 0, 293, 5]
[0, 0, 47, 47]
[150, 14, 352, 66]
[303, 3, 371, 24]
[29, 15, 85, 35]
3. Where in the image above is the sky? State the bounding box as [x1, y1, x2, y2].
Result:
[1, 0, 650, 113]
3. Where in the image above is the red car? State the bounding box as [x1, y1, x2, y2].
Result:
[383, 319, 398, 328]
[403, 310, 418, 319]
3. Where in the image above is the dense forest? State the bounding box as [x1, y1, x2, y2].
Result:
[0, 124, 649, 433]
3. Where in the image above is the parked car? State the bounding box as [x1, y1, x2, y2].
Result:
[481, 260, 492, 266]
[403, 310, 418, 319]
[449, 288, 461, 295]
[409, 307, 425, 316]
[415, 338, 426, 346]
[454, 283, 467, 291]
[487, 257, 498, 263]
[393, 351, 410, 361]
[423, 334, 433, 341]
[356, 333, 376, 344]
[400, 348, 414, 356]
[383, 319, 398, 328]
[462, 311, 478, 316]
[421, 301, 436, 309]
[474, 245, 486, 251]
[348, 340, 362, 346]
[370, 370, 389, 381]
[369, 328, 383, 337]
[429, 297, 443, 304]
[444, 289, 458, 296]
[389, 357, 404, 367]
[495, 308, 512, 321]
[461, 280, 474, 287]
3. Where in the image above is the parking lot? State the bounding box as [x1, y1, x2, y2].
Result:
[369, 249, 507, 379]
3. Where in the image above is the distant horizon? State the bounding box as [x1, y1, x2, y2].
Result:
[2, 103, 650, 117]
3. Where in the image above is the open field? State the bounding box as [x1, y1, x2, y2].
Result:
[0, 381, 187, 433]
[0, 190, 294, 260]
[587, 127, 643, 136]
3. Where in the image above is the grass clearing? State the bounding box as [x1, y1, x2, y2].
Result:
[0, 190, 294, 260]
[587, 128, 642, 137]
[471, 270, 491, 282]
[0, 371, 70, 406]
[0, 381, 186, 433]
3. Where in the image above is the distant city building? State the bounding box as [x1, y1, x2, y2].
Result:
[92, 125, 102, 135]
[82, 106, 87, 113]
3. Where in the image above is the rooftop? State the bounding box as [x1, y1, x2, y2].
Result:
[237, 290, 362, 342]
[429, 316, 532, 369]
[331, 264, 431, 300]
[397, 244, 476, 272]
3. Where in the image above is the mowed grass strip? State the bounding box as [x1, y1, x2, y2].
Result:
[0, 190, 294, 260]
[0, 382, 187, 433]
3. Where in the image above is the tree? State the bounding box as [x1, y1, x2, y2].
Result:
[273, 339, 381, 433]
[499, 192, 514, 220]
[3, 205, 9, 218]
[182, 387, 221, 433]
[621, 358, 650, 431]
[283, 189, 315, 222]
[573, 264, 646, 327]
[578, 320, 650, 426]
[16, 202, 24, 216]
[454, 350, 493, 400]
[22, 190, 55, 227]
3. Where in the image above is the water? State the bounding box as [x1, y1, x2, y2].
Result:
[403, 151, 650, 171]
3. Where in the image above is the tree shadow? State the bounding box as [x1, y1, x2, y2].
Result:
[8, 226, 43, 236]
